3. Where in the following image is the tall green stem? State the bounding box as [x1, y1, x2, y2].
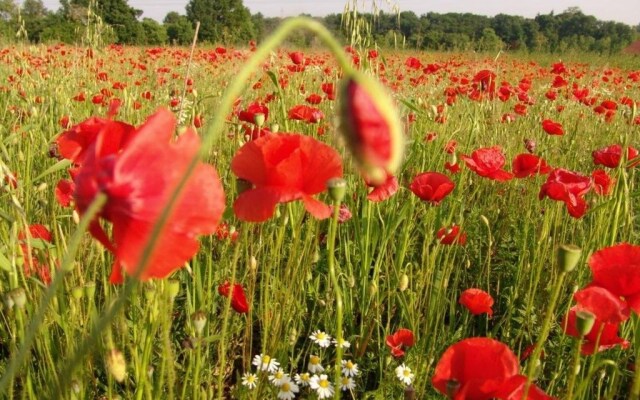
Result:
[566, 335, 583, 399]
[326, 200, 343, 399]
[630, 315, 640, 399]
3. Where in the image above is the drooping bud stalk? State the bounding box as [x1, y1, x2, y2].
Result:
[339, 71, 404, 185]
[191, 310, 207, 335]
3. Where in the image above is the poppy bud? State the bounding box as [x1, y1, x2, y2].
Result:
[191, 310, 207, 335]
[327, 178, 346, 203]
[399, 274, 409, 291]
[339, 72, 404, 185]
[249, 255, 257, 271]
[557, 244, 582, 272]
[167, 279, 180, 301]
[106, 349, 126, 382]
[575, 310, 595, 336]
[71, 286, 84, 300]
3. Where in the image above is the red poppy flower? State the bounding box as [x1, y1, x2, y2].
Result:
[55, 179, 75, 207]
[339, 74, 403, 185]
[409, 172, 455, 204]
[289, 51, 304, 65]
[437, 225, 467, 245]
[592, 169, 615, 195]
[74, 108, 225, 283]
[459, 288, 493, 316]
[592, 144, 639, 168]
[56, 117, 135, 165]
[473, 69, 496, 92]
[18, 224, 53, 284]
[538, 168, 592, 218]
[432, 337, 519, 400]
[541, 119, 564, 136]
[218, 281, 249, 314]
[385, 328, 415, 358]
[366, 173, 399, 202]
[512, 154, 552, 178]
[238, 102, 269, 125]
[574, 286, 629, 324]
[563, 306, 628, 355]
[444, 140, 457, 154]
[288, 105, 324, 123]
[321, 82, 336, 100]
[231, 133, 342, 222]
[305, 93, 322, 105]
[461, 147, 514, 181]
[588, 243, 640, 313]
[493, 375, 557, 400]
[444, 161, 462, 174]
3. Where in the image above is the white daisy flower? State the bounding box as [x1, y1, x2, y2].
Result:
[252, 353, 280, 373]
[308, 354, 325, 373]
[310, 374, 334, 399]
[333, 337, 351, 349]
[341, 359, 359, 377]
[241, 372, 258, 389]
[340, 376, 356, 391]
[294, 372, 311, 387]
[309, 330, 332, 348]
[277, 376, 299, 400]
[269, 368, 288, 386]
[395, 363, 414, 386]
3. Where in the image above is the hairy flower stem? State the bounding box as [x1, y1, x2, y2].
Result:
[216, 227, 246, 400]
[327, 200, 343, 400]
[0, 193, 107, 396]
[566, 335, 583, 399]
[523, 270, 567, 397]
[630, 316, 640, 399]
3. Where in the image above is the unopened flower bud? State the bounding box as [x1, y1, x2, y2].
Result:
[167, 279, 180, 301]
[191, 310, 207, 335]
[9, 288, 26, 309]
[84, 282, 96, 298]
[399, 274, 409, 292]
[72, 210, 80, 224]
[557, 244, 582, 272]
[249, 255, 257, 271]
[106, 349, 126, 382]
[71, 286, 84, 300]
[576, 310, 595, 336]
[270, 123, 279, 133]
[326, 178, 346, 203]
[339, 72, 404, 185]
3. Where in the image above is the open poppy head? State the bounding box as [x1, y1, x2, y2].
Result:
[74, 108, 225, 283]
[432, 337, 519, 400]
[538, 168, 592, 218]
[437, 225, 467, 246]
[592, 144, 639, 168]
[512, 154, 552, 178]
[591, 169, 615, 196]
[409, 172, 455, 204]
[218, 281, 249, 314]
[461, 146, 514, 181]
[231, 133, 342, 222]
[589, 243, 640, 313]
[541, 119, 564, 136]
[338, 71, 404, 185]
[459, 288, 494, 316]
[366, 173, 399, 202]
[563, 306, 629, 355]
[385, 328, 415, 358]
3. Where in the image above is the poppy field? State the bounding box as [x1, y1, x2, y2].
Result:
[0, 17, 639, 399]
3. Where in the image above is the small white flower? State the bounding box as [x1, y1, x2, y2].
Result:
[241, 372, 258, 389]
[340, 376, 356, 391]
[333, 337, 351, 349]
[277, 376, 299, 400]
[310, 374, 334, 399]
[294, 372, 311, 387]
[269, 368, 288, 386]
[395, 363, 414, 386]
[252, 353, 280, 373]
[341, 359, 359, 377]
[308, 354, 325, 373]
[310, 330, 332, 348]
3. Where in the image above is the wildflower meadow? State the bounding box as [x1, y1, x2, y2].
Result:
[0, 14, 639, 400]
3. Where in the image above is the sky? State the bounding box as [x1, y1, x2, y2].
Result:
[39, 0, 640, 26]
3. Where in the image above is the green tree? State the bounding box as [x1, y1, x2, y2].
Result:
[185, 0, 255, 44]
[69, 0, 143, 43]
[163, 11, 194, 45]
[477, 27, 503, 52]
[141, 17, 166, 45]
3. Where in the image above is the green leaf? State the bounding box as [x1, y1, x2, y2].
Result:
[33, 159, 72, 183]
[0, 249, 11, 272]
[266, 70, 279, 90]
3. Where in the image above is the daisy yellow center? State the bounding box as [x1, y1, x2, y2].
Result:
[316, 333, 326, 340]
[263, 355, 271, 364]
[310, 356, 320, 365]
[275, 371, 284, 379]
[247, 376, 255, 383]
[319, 379, 329, 388]
[282, 383, 290, 391]
[300, 374, 310, 381]
[403, 370, 411, 377]
[346, 361, 353, 368]
[341, 377, 349, 384]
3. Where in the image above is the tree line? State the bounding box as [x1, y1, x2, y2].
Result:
[0, 0, 637, 54]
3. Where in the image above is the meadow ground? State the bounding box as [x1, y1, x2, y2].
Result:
[0, 24, 639, 399]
